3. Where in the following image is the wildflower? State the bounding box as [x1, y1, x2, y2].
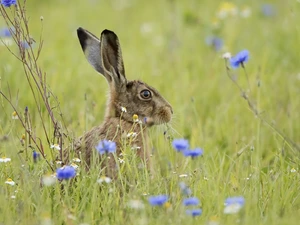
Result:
[56, 160, 63, 165]
[132, 114, 139, 122]
[118, 157, 125, 164]
[127, 199, 145, 209]
[179, 182, 192, 196]
[224, 196, 245, 214]
[0, 27, 13, 37]
[0, 0, 17, 7]
[95, 140, 116, 155]
[140, 22, 154, 35]
[127, 132, 137, 138]
[230, 50, 249, 69]
[290, 168, 297, 173]
[70, 163, 79, 169]
[240, 6, 252, 18]
[42, 174, 56, 186]
[33, 151, 40, 163]
[97, 176, 112, 184]
[72, 158, 81, 163]
[179, 174, 188, 178]
[217, 2, 238, 19]
[131, 146, 141, 150]
[183, 197, 200, 206]
[163, 202, 171, 209]
[21, 41, 30, 49]
[0, 157, 11, 163]
[186, 209, 202, 217]
[5, 178, 15, 186]
[172, 139, 189, 151]
[222, 52, 231, 59]
[56, 166, 76, 180]
[121, 106, 127, 113]
[205, 36, 223, 51]
[12, 111, 18, 119]
[261, 4, 275, 17]
[183, 148, 203, 158]
[11, 195, 16, 199]
[50, 144, 61, 151]
[148, 195, 168, 206]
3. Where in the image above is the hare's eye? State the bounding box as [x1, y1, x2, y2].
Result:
[140, 90, 151, 99]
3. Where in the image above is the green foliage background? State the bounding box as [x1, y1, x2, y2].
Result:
[0, 0, 299, 224]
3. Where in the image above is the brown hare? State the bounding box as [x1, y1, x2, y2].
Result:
[68, 28, 173, 174]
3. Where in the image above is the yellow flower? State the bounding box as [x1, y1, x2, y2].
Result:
[0, 157, 11, 163]
[126, 132, 137, 138]
[50, 144, 61, 150]
[12, 111, 18, 120]
[70, 163, 79, 169]
[72, 158, 81, 163]
[21, 134, 26, 140]
[163, 202, 171, 209]
[97, 176, 112, 184]
[132, 114, 139, 122]
[217, 2, 238, 19]
[5, 178, 15, 186]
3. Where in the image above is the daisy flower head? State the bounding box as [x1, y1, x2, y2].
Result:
[121, 106, 127, 113]
[0, 157, 11, 163]
[5, 178, 15, 186]
[97, 176, 112, 184]
[12, 111, 18, 120]
[50, 144, 61, 151]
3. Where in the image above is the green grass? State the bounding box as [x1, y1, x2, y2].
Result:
[0, 0, 300, 224]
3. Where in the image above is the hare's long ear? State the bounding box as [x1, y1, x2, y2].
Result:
[100, 29, 126, 89]
[77, 27, 111, 82]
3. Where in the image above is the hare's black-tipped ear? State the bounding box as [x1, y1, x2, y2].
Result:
[77, 27, 111, 81]
[100, 29, 126, 88]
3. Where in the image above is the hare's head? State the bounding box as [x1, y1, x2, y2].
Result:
[77, 28, 173, 126]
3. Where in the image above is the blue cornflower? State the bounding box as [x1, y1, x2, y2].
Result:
[1, 0, 17, 7]
[183, 197, 200, 206]
[56, 166, 76, 180]
[0, 27, 14, 37]
[206, 36, 223, 51]
[186, 209, 202, 217]
[21, 41, 30, 49]
[95, 140, 116, 155]
[230, 50, 249, 69]
[33, 151, 40, 163]
[225, 196, 245, 206]
[183, 148, 203, 158]
[179, 182, 192, 196]
[224, 196, 245, 214]
[172, 139, 189, 151]
[148, 195, 168, 206]
[261, 4, 275, 17]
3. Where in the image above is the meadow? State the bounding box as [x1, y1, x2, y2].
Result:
[0, 0, 299, 224]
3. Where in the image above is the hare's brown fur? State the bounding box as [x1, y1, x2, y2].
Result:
[65, 28, 172, 174]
